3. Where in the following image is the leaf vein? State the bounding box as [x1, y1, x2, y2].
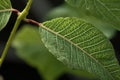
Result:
[83, 39, 105, 49]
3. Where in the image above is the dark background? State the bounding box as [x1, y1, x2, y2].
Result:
[0, 0, 120, 80]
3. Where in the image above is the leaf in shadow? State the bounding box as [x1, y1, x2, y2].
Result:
[65, 0, 120, 31]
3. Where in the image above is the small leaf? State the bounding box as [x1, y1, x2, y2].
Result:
[40, 17, 120, 80]
[12, 25, 95, 80]
[65, 0, 120, 30]
[0, 0, 12, 31]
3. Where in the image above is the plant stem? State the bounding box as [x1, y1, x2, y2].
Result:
[0, 0, 33, 67]
[24, 19, 40, 26]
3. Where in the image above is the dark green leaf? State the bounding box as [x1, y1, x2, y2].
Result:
[12, 25, 95, 80]
[65, 0, 120, 30]
[46, 4, 116, 39]
[0, 0, 12, 31]
[80, 15, 116, 39]
[40, 17, 120, 80]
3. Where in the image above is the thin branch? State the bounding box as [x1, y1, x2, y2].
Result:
[0, 0, 33, 67]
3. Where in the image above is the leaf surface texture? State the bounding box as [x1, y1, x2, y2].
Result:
[40, 17, 120, 80]
[12, 25, 95, 80]
[0, 0, 12, 30]
[65, 0, 120, 30]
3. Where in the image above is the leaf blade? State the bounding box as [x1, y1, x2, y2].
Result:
[46, 4, 116, 39]
[65, 0, 120, 30]
[12, 25, 95, 80]
[40, 17, 120, 80]
[0, 0, 12, 31]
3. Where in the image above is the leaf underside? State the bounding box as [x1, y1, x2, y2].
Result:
[0, 0, 12, 31]
[65, 0, 120, 31]
[12, 25, 95, 80]
[12, 26, 66, 80]
[40, 17, 120, 80]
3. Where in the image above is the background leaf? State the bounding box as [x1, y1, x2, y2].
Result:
[0, 0, 12, 31]
[46, 3, 116, 39]
[65, 0, 120, 31]
[12, 25, 96, 80]
[40, 17, 120, 80]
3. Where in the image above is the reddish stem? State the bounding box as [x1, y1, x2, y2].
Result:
[12, 9, 41, 27]
[11, 8, 20, 15]
[24, 19, 40, 26]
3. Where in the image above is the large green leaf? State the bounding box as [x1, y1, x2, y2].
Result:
[0, 0, 12, 31]
[65, 0, 120, 30]
[40, 17, 120, 80]
[80, 15, 116, 39]
[46, 4, 116, 39]
[12, 25, 95, 80]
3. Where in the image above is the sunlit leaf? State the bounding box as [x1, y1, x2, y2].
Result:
[0, 0, 12, 31]
[40, 17, 120, 80]
[65, 0, 120, 30]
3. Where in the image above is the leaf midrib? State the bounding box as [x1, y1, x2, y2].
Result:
[0, 9, 12, 13]
[39, 23, 114, 79]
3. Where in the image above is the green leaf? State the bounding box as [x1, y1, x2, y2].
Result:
[40, 17, 120, 80]
[0, 0, 12, 31]
[46, 4, 116, 39]
[65, 0, 120, 30]
[80, 15, 116, 39]
[12, 25, 95, 80]
[45, 4, 80, 19]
